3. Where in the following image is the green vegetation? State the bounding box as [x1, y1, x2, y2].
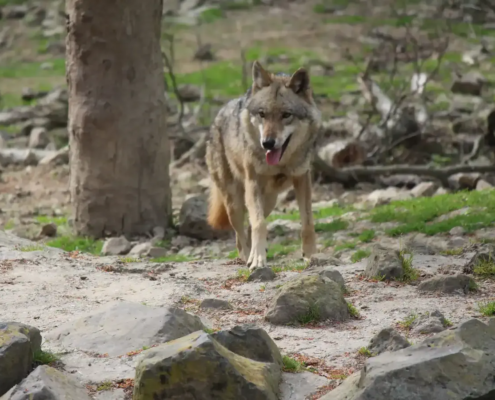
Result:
[33, 349, 59, 365]
[151, 254, 194, 263]
[237, 268, 251, 281]
[18, 244, 45, 252]
[358, 347, 373, 357]
[478, 301, 495, 317]
[473, 255, 495, 279]
[297, 303, 321, 325]
[271, 261, 307, 273]
[334, 240, 357, 252]
[96, 381, 113, 391]
[315, 219, 348, 233]
[399, 313, 418, 330]
[267, 241, 299, 260]
[46, 236, 103, 255]
[347, 301, 360, 318]
[358, 229, 375, 243]
[351, 249, 371, 263]
[371, 190, 495, 237]
[398, 250, 419, 283]
[282, 355, 302, 373]
[35, 215, 68, 226]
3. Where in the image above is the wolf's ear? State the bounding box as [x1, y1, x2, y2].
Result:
[252, 61, 272, 89]
[288, 68, 310, 94]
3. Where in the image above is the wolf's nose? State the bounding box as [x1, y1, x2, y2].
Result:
[262, 139, 276, 150]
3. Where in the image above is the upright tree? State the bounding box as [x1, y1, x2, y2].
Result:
[66, 0, 171, 237]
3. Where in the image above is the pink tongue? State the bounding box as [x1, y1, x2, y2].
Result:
[266, 149, 283, 165]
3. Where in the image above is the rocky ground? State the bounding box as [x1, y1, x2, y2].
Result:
[2, 0, 495, 399]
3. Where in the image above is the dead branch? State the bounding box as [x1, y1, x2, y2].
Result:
[314, 154, 495, 187]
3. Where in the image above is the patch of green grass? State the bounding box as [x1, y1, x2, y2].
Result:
[282, 355, 302, 372]
[0, 58, 65, 79]
[315, 219, 348, 233]
[347, 302, 360, 318]
[33, 349, 59, 365]
[351, 249, 371, 263]
[271, 261, 307, 273]
[0, 0, 28, 6]
[478, 301, 495, 317]
[227, 249, 239, 259]
[267, 241, 299, 260]
[18, 244, 45, 252]
[441, 248, 464, 256]
[469, 279, 479, 292]
[358, 347, 373, 357]
[371, 190, 495, 237]
[35, 215, 67, 226]
[334, 240, 357, 252]
[237, 268, 251, 281]
[96, 381, 113, 392]
[3, 220, 15, 230]
[473, 255, 495, 279]
[151, 254, 194, 263]
[442, 318, 453, 327]
[358, 229, 375, 243]
[268, 204, 349, 222]
[297, 302, 321, 325]
[399, 313, 417, 330]
[119, 257, 139, 263]
[198, 7, 224, 24]
[46, 236, 103, 255]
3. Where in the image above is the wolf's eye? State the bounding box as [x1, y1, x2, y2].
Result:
[258, 111, 265, 118]
[282, 112, 292, 119]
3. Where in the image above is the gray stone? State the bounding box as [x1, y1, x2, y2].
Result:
[265, 275, 349, 325]
[45, 302, 205, 357]
[410, 182, 438, 198]
[417, 274, 475, 294]
[134, 329, 282, 400]
[0, 322, 42, 396]
[178, 195, 227, 240]
[451, 71, 486, 96]
[248, 267, 276, 282]
[129, 242, 152, 256]
[410, 310, 451, 335]
[199, 298, 232, 310]
[8, 365, 91, 400]
[40, 223, 57, 237]
[28, 128, 49, 149]
[368, 327, 410, 356]
[363, 246, 404, 281]
[463, 244, 495, 274]
[319, 267, 346, 290]
[147, 246, 168, 258]
[101, 236, 131, 256]
[307, 253, 342, 268]
[211, 325, 282, 365]
[320, 318, 495, 400]
[280, 371, 332, 400]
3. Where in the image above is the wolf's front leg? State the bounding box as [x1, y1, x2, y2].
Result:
[293, 171, 317, 260]
[244, 176, 267, 270]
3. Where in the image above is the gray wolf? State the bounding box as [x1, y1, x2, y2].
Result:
[205, 60, 322, 270]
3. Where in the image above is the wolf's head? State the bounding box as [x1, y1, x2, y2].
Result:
[245, 60, 320, 166]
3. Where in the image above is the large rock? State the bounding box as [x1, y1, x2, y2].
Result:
[319, 267, 346, 290]
[133, 328, 282, 400]
[265, 275, 349, 325]
[417, 274, 475, 294]
[45, 302, 205, 357]
[410, 310, 451, 335]
[178, 195, 228, 240]
[321, 318, 495, 400]
[367, 327, 410, 356]
[363, 246, 404, 281]
[0, 322, 42, 396]
[8, 365, 91, 400]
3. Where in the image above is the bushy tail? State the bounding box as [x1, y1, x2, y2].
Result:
[207, 185, 231, 230]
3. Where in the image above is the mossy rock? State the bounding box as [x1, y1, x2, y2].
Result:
[0, 322, 42, 396]
[264, 275, 349, 325]
[133, 329, 282, 400]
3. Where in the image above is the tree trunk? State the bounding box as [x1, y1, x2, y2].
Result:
[66, 0, 171, 238]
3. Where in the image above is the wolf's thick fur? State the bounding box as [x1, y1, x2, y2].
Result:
[205, 61, 322, 270]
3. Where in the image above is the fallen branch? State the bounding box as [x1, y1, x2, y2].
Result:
[314, 155, 495, 187]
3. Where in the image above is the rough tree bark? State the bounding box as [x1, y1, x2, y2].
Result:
[66, 0, 171, 238]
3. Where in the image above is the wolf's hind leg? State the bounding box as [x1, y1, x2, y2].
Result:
[293, 171, 317, 260]
[224, 185, 249, 262]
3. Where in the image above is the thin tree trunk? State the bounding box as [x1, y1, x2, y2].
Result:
[66, 0, 171, 238]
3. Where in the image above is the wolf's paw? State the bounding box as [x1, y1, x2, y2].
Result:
[247, 249, 267, 270]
